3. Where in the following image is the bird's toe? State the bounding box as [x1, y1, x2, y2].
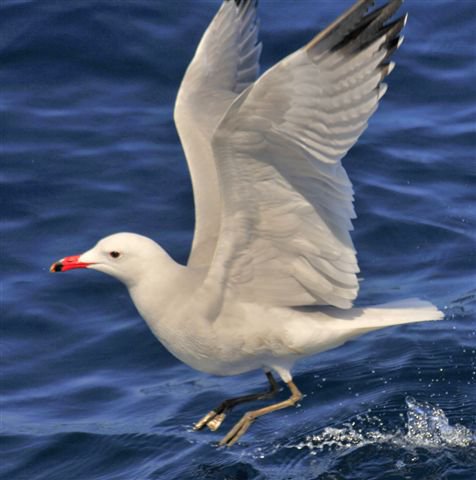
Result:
[207, 412, 226, 431]
[194, 410, 218, 431]
[219, 414, 255, 447]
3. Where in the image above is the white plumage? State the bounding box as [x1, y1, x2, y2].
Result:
[51, 0, 443, 446]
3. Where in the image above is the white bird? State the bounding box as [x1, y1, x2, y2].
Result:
[51, 0, 443, 446]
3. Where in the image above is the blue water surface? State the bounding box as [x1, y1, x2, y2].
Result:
[1, 1, 475, 479]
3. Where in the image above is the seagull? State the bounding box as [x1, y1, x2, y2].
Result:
[50, 0, 443, 446]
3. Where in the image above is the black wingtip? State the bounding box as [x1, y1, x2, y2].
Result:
[225, 0, 258, 13]
[307, 0, 406, 57]
[226, 0, 252, 7]
[346, 0, 405, 53]
[306, 0, 375, 54]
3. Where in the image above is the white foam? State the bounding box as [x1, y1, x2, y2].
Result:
[289, 397, 475, 454]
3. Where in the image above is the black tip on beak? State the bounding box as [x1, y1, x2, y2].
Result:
[50, 262, 63, 273]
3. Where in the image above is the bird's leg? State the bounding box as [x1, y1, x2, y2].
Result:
[194, 371, 279, 432]
[219, 379, 302, 447]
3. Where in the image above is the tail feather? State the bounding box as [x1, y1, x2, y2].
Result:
[352, 298, 444, 330]
[290, 298, 444, 356]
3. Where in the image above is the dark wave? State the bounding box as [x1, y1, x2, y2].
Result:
[1, 0, 475, 478]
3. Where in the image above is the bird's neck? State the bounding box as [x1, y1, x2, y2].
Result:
[127, 253, 196, 330]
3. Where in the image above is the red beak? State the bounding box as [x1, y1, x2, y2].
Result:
[50, 254, 92, 273]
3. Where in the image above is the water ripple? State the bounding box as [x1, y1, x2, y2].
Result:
[1, 0, 475, 479]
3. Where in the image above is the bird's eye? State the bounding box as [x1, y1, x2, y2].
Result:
[109, 251, 121, 259]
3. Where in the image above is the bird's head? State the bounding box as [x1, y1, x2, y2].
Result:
[50, 232, 168, 287]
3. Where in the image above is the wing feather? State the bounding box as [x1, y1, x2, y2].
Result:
[174, 0, 261, 267]
[196, 0, 406, 312]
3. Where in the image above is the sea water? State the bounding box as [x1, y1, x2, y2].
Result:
[1, 1, 475, 478]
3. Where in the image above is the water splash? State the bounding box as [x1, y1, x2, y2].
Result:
[292, 396, 475, 454]
[405, 396, 475, 448]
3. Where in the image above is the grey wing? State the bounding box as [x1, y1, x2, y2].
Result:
[198, 0, 406, 311]
[174, 0, 261, 267]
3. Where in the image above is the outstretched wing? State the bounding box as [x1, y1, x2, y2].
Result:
[199, 0, 406, 311]
[174, 0, 261, 267]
